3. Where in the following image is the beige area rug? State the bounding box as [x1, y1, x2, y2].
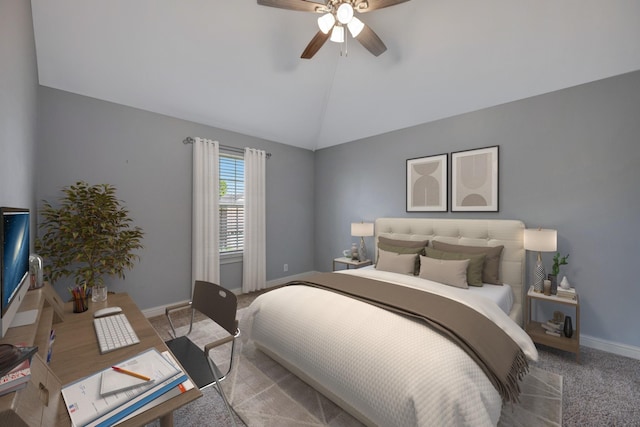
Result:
[151, 310, 563, 427]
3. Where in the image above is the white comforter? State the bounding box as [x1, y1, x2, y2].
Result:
[244, 269, 538, 427]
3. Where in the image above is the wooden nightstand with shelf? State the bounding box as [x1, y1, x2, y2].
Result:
[332, 257, 372, 271]
[525, 286, 580, 362]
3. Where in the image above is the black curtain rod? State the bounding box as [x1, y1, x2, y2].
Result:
[182, 137, 271, 158]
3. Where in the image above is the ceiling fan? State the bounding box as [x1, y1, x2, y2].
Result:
[257, 0, 410, 59]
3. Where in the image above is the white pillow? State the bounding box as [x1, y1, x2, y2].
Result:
[375, 249, 417, 275]
[419, 255, 470, 289]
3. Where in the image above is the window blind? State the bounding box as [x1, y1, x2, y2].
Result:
[219, 153, 244, 253]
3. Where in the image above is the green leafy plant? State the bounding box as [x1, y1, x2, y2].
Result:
[551, 252, 569, 276]
[35, 181, 144, 288]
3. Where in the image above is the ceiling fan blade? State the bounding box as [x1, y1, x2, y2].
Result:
[301, 30, 331, 59]
[356, 0, 410, 13]
[257, 0, 323, 13]
[355, 24, 387, 56]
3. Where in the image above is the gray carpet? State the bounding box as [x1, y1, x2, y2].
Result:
[147, 307, 580, 426]
[533, 345, 640, 426]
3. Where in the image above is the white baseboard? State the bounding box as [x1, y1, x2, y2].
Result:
[581, 334, 640, 360]
[142, 299, 190, 318]
[142, 271, 320, 319]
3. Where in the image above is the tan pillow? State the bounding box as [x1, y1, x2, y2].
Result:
[419, 255, 470, 289]
[376, 249, 417, 275]
[431, 241, 504, 285]
[424, 247, 485, 287]
[377, 238, 428, 275]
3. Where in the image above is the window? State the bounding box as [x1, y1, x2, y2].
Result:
[219, 152, 244, 254]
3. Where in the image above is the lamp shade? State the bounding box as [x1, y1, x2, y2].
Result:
[523, 228, 557, 252]
[351, 222, 374, 237]
[330, 25, 345, 43]
[317, 13, 335, 34]
[336, 3, 354, 24]
[347, 17, 364, 37]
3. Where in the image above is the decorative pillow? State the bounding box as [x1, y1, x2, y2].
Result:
[424, 247, 485, 286]
[378, 236, 428, 248]
[376, 249, 418, 275]
[431, 241, 504, 285]
[418, 255, 470, 289]
[377, 237, 428, 275]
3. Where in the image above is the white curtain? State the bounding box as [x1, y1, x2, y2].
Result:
[242, 148, 267, 293]
[192, 138, 220, 289]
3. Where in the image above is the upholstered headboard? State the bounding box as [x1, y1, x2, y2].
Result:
[375, 218, 526, 325]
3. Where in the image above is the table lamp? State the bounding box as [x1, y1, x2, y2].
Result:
[523, 228, 557, 292]
[351, 222, 374, 262]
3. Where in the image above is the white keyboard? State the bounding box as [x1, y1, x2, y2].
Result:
[94, 313, 141, 354]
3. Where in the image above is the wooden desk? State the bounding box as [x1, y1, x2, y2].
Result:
[50, 292, 202, 426]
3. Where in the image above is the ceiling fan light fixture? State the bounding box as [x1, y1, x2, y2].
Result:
[330, 25, 345, 43]
[336, 3, 354, 25]
[347, 16, 364, 37]
[317, 13, 336, 34]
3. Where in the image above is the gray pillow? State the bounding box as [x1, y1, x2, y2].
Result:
[376, 249, 418, 275]
[419, 255, 470, 289]
[431, 241, 504, 285]
[378, 236, 429, 248]
[424, 247, 485, 287]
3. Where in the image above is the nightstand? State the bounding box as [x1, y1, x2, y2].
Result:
[525, 286, 580, 362]
[332, 257, 372, 271]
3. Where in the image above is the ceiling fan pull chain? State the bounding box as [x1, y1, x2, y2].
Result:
[342, 32, 348, 57]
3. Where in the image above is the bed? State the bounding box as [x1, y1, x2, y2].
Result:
[244, 218, 538, 426]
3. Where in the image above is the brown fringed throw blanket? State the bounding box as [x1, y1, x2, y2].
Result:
[287, 272, 529, 403]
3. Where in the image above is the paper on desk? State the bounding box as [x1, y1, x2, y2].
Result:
[114, 351, 195, 425]
[100, 364, 156, 395]
[87, 370, 188, 427]
[61, 348, 180, 427]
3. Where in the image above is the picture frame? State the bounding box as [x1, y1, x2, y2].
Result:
[406, 153, 448, 212]
[451, 145, 499, 212]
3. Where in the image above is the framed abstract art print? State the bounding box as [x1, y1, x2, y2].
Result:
[406, 153, 448, 212]
[451, 146, 499, 212]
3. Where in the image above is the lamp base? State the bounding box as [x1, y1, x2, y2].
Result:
[358, 237, 368, 262]
[533, 262, 545, 293]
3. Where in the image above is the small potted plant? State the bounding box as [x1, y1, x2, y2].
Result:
[36, 181, 144, 297]
[549, 252, 569, 294]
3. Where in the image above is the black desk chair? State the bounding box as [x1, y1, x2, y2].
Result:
[165, 281, 240, 425]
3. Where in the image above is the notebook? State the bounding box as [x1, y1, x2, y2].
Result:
[100, 368, 155, 395]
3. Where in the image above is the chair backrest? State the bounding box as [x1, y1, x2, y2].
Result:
[191, 281, 238, 336]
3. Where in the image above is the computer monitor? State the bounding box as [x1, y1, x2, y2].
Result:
[0, 207, 31, 339]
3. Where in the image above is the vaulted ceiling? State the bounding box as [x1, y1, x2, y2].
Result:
[30, 0, 640, 151]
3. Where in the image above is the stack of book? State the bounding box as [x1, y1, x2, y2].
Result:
[541, 319, 563, 337]
[0, 344, 37, 397]
[556, 287, 577, 300]
[0, 359, 31, 397]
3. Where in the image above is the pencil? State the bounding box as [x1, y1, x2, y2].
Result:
[111, 366, 151, 381]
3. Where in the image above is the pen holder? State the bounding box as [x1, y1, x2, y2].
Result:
[73, 294, 88, 313]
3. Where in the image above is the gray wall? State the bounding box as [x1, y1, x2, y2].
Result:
[4, 0, 639, 352]
[315, 70, 640, 350]
[0, 0, 39, 224]
[36, 88, 315, 309]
